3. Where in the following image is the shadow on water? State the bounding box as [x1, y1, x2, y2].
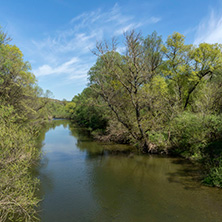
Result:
[167, 158, 203, 190]
[65, 120, 205, 191]
[69, 122, 136, 158]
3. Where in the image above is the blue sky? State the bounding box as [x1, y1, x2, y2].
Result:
[1, 0, 222, 100]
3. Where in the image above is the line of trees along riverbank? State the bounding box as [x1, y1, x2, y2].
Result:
[0, 28, 69, 221]
[67, 31, 222, 188]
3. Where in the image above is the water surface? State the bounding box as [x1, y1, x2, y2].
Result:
[37, 120, 222, 222]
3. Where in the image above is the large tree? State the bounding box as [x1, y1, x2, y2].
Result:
[89, 31, 164, 152]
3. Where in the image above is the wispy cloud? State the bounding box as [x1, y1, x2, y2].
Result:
[31, 3, 161, 85]
[194, 10, 222, 45]
[149, 16, 161, 24]
[114, 23, 142, 36]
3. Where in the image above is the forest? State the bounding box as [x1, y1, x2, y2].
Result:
[0, 27, 222, 221]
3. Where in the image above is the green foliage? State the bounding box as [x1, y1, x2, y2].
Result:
[70, 29, 222, 186]
[0, 27, 52, 123]
[65, 102, 76, 119]
[149, 131, 168, 149]
[0, 27, 55, 221]
[88, 31, 166, 152]
[203, 157, 222, 188]
[170, 113, 222, 158]
[67, 87, 108, 131]
[0, 105, 40, 221]
[45, 98, 69, 119]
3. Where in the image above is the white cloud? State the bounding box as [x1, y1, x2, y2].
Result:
[36, 65, 53, 76]
[34, 57, 80, 77]
[194, 10, 222, 45]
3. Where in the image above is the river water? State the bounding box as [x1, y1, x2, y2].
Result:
[37, 120, 222, 222]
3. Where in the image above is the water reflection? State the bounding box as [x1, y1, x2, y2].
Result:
[166, 159, 203, 190]
[37, 120, 222, 222]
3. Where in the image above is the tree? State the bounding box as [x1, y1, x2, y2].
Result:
[0, 28, 52, 122]
[89, 31, 164, 153]
[162, 32, 222, 111]
[184, 43, 222, 109]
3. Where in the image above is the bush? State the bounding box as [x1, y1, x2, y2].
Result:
[170, 112, 222, 158]
[203, 157, 222, 188]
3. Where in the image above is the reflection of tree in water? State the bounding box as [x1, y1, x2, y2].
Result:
[69, 124, 91, 139]
[36, 119, 70, 148]
[35, 121, 222, 222]
[87, 154, 222, 222]
[70, 125, 105, 158]
[85, 155, 175, 221]
[35, 119, 71, 218]
[69, 123, 136, 160]
[35, 120, 69, 172]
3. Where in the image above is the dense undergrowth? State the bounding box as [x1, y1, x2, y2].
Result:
[0, 106, 41, 222]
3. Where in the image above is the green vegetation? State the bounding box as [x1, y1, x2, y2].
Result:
[46, 98, 69, 119]
[0, 28, 68, 221]
[0, 28, 41, 221]
[0, 106, 40, 222]
[67, 31, 222, 187]
[66, 87, 108, 131]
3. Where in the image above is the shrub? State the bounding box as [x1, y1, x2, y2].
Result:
[169, 112, 222, 158]
[203, 157, 222, 188]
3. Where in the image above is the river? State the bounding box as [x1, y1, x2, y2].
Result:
[36, 120, 222, 222]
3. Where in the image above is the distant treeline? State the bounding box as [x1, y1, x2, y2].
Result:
[67, 31, 222, 187]
[0, 27, 68, 221]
